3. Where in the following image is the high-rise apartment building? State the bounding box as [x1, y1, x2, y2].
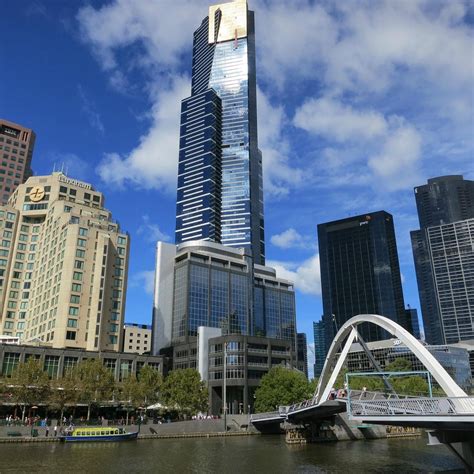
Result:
[175, 0, 265, 265]
[0, 172, 129, 351]
[0, 120, 35, 205]
[411, 175, 474, 345]
[318, 211, 410, 346]
[123, 323, 151, 355]
[313, 318, 331, 378]
[426, 219, 474, 344]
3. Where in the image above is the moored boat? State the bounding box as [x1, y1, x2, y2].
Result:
[61, 426, 138, 442]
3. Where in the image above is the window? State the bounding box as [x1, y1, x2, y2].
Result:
[67, 319, 78, 328]
[72, 272, 82, 281]
[75, 249, 85, 258]
[68, 307, 79, 316]
[117, 247, 125, 256]
[77, 238, 86, 247]
[74, 260, 84, 269]
[78, 227, 88, 236]
[109, 323, 118, 332]
[71, 283, 82, 292]
[70, 295, 80, 304]
[118, 236, 127, 245]
[66, 331, 76, 340]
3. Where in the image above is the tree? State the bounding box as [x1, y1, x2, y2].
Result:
[10, 358, 50, 421]
[73, 359, 115, 420]
[161, 369, 208, 417]
[386, 358, 413, 372]
[49, 370, 80, 424]
[254, 367, 312, 412]
[137, 365, 162, 407]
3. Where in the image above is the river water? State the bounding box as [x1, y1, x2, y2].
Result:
[0, 435, 464, 473]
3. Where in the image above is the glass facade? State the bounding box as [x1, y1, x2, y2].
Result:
[318, 211, 409, 347]
[175, 1, 264, 264]
[410, 176, 474, 345]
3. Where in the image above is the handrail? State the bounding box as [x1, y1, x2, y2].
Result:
[348, 396, 474, 417]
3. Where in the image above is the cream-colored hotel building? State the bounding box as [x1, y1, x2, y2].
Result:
[0, 172, 129, 351]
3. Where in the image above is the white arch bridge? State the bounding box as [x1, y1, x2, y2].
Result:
[250, 315, 474, 471]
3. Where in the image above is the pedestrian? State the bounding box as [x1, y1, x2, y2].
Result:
[54, 424, 58, 437]
[362, 386, 367, 398]
[45, 425, 49, 437]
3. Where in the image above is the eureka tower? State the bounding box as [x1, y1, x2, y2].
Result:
[175, 0, 265, 265]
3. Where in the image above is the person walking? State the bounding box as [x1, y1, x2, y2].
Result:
[54, 424, 58, 437]
[45, 425, 49, 437]
[362, 386, 367, 398]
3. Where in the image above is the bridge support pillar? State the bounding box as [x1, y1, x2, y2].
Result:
[427, 430, 474, 472]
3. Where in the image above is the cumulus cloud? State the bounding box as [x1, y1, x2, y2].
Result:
[130, 270, 155, 295]
[137, 215, 171, 243]
[270, 228, 315, 250]
[96, 76, 189, 191]
[268, 254, 321, 296]
[293, 98, 387, 142]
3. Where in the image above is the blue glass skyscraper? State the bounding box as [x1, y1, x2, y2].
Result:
[175, 0, 265, 265]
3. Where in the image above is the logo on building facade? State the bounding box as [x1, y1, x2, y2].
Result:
[29, 186, 45, 202]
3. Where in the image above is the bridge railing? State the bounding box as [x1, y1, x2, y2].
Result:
[250, 411, 283, 421]
[349, 396, 474, 417]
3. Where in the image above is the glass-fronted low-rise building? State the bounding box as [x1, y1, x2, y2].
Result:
[152, 240, 297, 413]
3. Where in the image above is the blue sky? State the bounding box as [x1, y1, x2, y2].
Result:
[1, 0, 473, 374]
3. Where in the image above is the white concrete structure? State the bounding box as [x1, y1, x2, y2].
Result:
[197, 326, 222, 382]
[152, 241, 176, 354]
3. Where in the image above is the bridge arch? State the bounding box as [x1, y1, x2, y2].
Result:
[313, 314, 466, 404]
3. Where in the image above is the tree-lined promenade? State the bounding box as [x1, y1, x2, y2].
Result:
[0, 358, 208, 424]
[0, 357, 434, 425]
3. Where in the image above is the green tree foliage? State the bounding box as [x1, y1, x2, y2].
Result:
[254, 367, 312, 412]
[386, 358, 413, 372]
[49, 370, 80, 424]
[73, 359, 114, 420]
[10, 358, 50, 421]
[161, 369, 208, 417]
[121, 366, 163, 409]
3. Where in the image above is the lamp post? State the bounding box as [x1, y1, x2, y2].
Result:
[223, 341, 227, 432]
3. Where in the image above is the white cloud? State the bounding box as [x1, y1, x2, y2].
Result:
[137, 215, 171, 243]
[96, 76, 189, 191]
[368, 123, 422, 191]
[270, 228, 314, 250]
[293, 98, 387, 142]
[268, 254, 321, 296]
[130, 270, 155, 295]
[258, 88, 303, 197]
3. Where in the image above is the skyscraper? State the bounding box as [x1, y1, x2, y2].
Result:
[175, 0, 265, 265]
[318, 211, 410, 345]
[410, 176, 474, 345]
[0, 119, 35, 205]
[0, 172, 129, 351]
[297, 332, 308, 378]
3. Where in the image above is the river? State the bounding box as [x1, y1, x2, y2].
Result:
[0, 435, 464, 473]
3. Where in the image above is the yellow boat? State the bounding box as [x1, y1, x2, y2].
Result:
[61, 426, 138, 442]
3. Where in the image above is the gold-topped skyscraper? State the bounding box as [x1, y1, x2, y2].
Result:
[0, 172, 129, 351]
[175, 0, 265, 264]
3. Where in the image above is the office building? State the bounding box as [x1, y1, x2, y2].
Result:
[0, 172, 129, 352]
[405, 307, 421, 340]
[175, 0, 265, 265]
[123, 323, 151, 355]
[0, 119, 35, 205]
[318, 211, 410, 347]
[152, 239, 297, 412]
[346, 338, 472, 393]
[313, 318, 330, 378]
[297, 332, 308, 378]
[411, 176, 474, 345]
